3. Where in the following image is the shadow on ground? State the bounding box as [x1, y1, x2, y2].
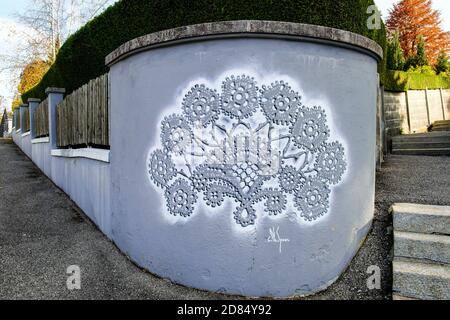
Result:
[1, 139, 450, 300]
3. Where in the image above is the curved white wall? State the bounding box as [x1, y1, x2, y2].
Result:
[109, 35, 379, 297]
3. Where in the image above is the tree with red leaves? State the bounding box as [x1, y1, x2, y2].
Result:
[386, 0, 449, 64]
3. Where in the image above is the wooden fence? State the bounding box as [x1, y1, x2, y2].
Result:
[34, 98, 49, 137]
[23, 108, 30, 132]
[56, 74, 109, 148]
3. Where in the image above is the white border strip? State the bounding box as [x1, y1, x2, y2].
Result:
[21, 131, 30, 137]
[51, 148, 110, 163]
[32, 137, 50, 144]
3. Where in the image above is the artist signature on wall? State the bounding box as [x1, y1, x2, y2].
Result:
[267, 226, 290, 253]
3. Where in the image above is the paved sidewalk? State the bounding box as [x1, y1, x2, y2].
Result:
[0, 139, 227, 299]
[1, 139, 450, 299]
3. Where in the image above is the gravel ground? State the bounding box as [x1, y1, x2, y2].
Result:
[1, 139, 449, 300]
[307, 154, 450, 300]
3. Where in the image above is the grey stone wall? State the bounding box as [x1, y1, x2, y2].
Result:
[383, 91, 409, 137]
[383, 89, 450, 138]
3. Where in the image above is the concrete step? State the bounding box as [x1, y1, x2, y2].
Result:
[392, 294, 418, 300]
[393, 135, 450, 141]
[391, 203, 450, 235]
[394, 231, 450, 264]
[394, 131, 450, 136]
[433, 120, 450, 126]
[392, 142, 450, 149]
[391, 148, 450, 156]
[430, 120, 450, 132]
[393, 258, 450, 300]
[432, 123, 450, 128]
[392, 132, 450, 143]
[432, 126, 450, 132]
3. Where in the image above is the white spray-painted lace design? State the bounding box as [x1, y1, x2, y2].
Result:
[148, 75, 346, 227]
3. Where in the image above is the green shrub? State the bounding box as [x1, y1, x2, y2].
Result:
[406, 65, 436, 75]
[22, 0, 387, 101]
[385, 69, 450, 91]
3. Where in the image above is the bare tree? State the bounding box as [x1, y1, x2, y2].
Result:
[16, 0, 116, 64]
[0, 0, 116, 104]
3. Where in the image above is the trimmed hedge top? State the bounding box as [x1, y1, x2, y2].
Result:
[22, 0, 386, 101]
[385, 70, 450, 91]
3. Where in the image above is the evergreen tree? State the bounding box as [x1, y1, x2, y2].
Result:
[387, 30, 405, 70]
[415, 36, 429, 66]
[404, 36, 429, 70]
[435, 50, 450, 74]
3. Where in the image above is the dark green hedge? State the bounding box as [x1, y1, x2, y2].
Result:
[385, 70, 450, 91]
[22, 0, 386, 101]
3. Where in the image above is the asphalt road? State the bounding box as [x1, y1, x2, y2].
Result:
[1, 139, 449, 299]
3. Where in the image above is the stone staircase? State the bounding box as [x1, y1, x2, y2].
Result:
[391, 131, 450, 156]
[429, 120, 450, 132]
[391, 203, 450, 300]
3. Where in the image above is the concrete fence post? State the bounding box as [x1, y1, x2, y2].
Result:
[405, 91, 411, 133]
[19, 104, 28, 132]
[380, 85, 388, 156]
[424, 88, 431, 126]
[45, 87, 65, 149]
[28, 98, 40, 139]
[439, 88, 446, 120]
[7, 118, 12, 134]
[375, 78, 383, 169]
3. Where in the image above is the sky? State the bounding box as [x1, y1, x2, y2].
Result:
[0, 0, 33, 110]
[0, 0, 29, 17]
[1, 0, 450, 112]
[0, 0, 118, 112]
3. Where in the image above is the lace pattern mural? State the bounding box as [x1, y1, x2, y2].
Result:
[148, 75, 347, 227]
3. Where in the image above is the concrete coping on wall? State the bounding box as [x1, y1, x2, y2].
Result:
[45, 87, 66, 94]
[28, 98, 41, 103]
[105, 20, 384, 67]
[21, 131, 30, 137]
[51, 148, 110, 163]
[32, 137, 50, 144]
